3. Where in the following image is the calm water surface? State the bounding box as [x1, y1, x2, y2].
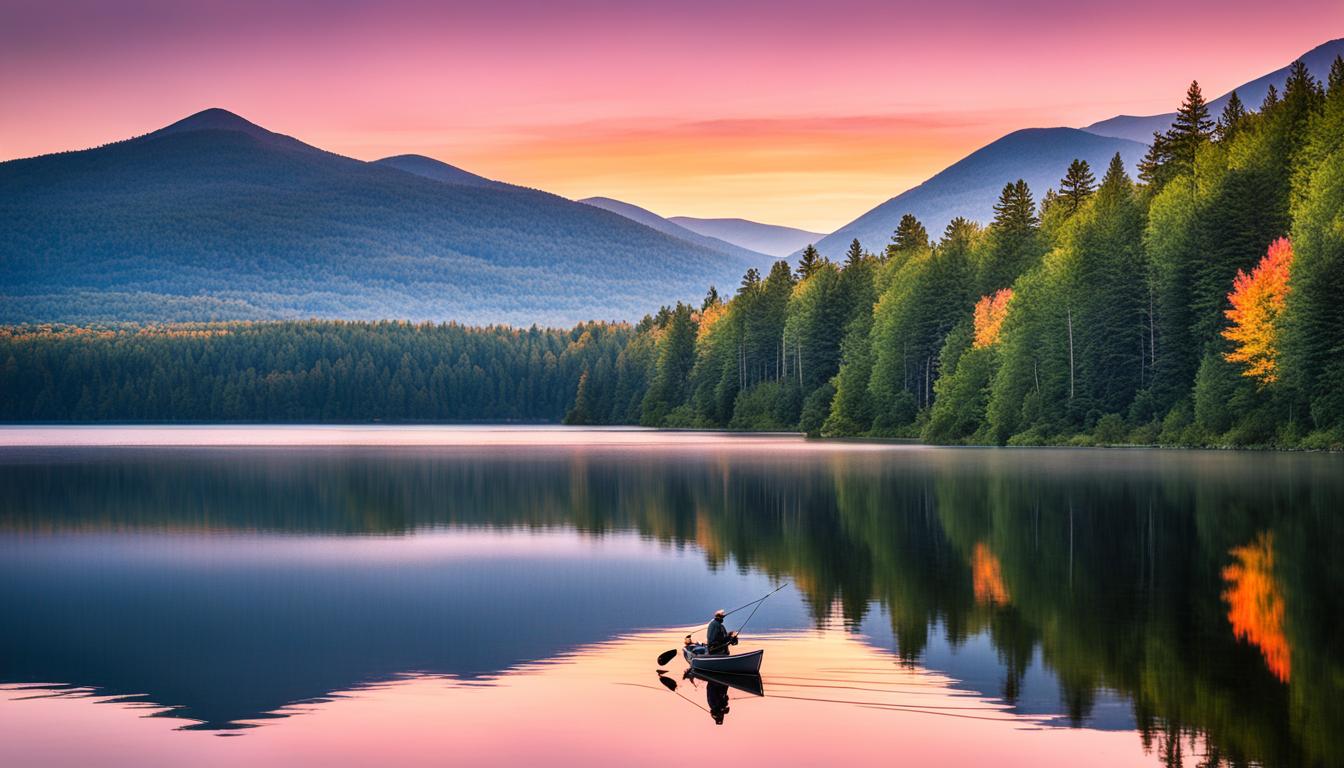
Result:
[1, 426, 1340, 767]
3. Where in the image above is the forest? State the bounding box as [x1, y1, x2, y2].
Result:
[567, 58, 1344, 449]
[0, 321, 629, 422]
[2, 58, 1342, 448]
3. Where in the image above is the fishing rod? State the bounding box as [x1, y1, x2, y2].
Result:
[656, 583, 789, 665]
[721, 582, 790, 619]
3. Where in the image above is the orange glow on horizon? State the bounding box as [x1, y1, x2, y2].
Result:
[2, 3, 1340, 231]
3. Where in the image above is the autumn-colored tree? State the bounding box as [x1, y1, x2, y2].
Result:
[1222, 238, 1293, 385]
[972, 288, 1013, 349]
[1222, 531, 1290, 682]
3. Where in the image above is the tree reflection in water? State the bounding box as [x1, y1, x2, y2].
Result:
[0, 442, 1340, 767]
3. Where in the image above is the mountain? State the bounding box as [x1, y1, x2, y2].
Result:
[0, 109, 766, 326]
[667, 217, 823, 258]
[809, 128, 1147, 258]
[578, 196, 773, 264]
[1084, 38, 1344, 144]
[373, 153, 509, 190]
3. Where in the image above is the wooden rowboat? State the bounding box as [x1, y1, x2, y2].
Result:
[683, 645, 764, 674]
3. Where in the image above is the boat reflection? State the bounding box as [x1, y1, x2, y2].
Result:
[686, 669, 765, 726]
[1, 627, 1169, 767]
[1, 439, 1342, 767]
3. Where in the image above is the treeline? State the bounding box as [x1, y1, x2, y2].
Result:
[0, 321, 629, 422]
[571, 58, 1344, 449]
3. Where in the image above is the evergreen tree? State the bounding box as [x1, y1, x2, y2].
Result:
[796, 244, 824, 280]
[1261, 84, 1279, 111]
[640, 303, 698, 425]
[845, 238, 866, 267]
[1329, 55, 1344, 95]
[703, 285, 721, 310]
[978, 180, 1041, 292]
[1215, 91, 1246, 141]
[1283, 93, 1344, 432]
[1170, 80, 1213, 168]
[1059, 159, 1096, 216]
[1138, 130, 1175, 189]
[888, 214, 930, 257]
[1073, 154, 1147, 419]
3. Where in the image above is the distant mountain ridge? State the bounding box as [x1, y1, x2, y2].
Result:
[1084, 38, 1344, 144]
[668, 216, 823, 258]
[578, 196, 774, 264]
[808, 128, 1147, 258]
[0, 108, 765, 326]
[374, 154, 511, 190]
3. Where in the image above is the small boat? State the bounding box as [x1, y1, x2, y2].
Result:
[685, 668, 765, 697]
[683, 645, 764, 674]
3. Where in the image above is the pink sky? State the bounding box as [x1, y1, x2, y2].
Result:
[1, 1, 1340, 230]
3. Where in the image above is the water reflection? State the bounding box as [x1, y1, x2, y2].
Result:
[1, 436, 1342, 767]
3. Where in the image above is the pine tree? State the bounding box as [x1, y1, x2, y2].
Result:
[1261, 84, 1279, 111]
[1138, 130, 1174, 189]
[845, 238, 866, 267]
[703, 285, 721, 310]
[1059, 159, 1096, 216]
[796, 244, 824, 280]
[1170, 81, 1213, 178]
[979, 180, 1040, 292]
[888, 214, 929, 257]
[1329, 55, 1344, 95]
[739, 268, 761, 293]
[1215, 91, 1246, 141]
[640, 303, 698, 425]
[1072, 153, 1146, 419]
[1139, 82, 1212, 192]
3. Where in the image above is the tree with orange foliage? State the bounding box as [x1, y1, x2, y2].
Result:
[1222, 238, 1292, 386]
[972, 288, 1013, 349]
[1222, 531, 1290, 682]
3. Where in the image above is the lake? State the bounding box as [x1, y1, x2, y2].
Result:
[1, 426, 1340, 767]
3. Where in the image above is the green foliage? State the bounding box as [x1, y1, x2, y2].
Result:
[1058, 159, 1096, 216]
[1, 321, 630, 422]
[11, 64, 1344, 449]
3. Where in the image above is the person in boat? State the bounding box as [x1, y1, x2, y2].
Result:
[707, 609, 737, 656]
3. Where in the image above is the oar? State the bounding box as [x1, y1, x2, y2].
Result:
[654, 583, 790, 664]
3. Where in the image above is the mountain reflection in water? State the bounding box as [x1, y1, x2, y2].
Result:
[0, 432, 1341, 767]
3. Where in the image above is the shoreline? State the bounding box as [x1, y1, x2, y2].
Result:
[0, 423, 1338, 452]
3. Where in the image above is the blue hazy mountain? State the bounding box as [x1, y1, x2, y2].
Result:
[809, 128, 1147, 258]
[373, 153, 511, 190]
[1084, 38, 1344, 144]
[0, 109, 764, 325]
[579, 196, 774, 264]
[668, 216, 823, 258]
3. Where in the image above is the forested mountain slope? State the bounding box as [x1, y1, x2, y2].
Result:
[809, 128, 1146, 258]
[1084, 37, 1344, 143]
[372, 153, 511, 190]
[0, 109, 758, 326]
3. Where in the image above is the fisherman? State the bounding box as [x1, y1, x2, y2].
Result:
[706, 609, 737, 656]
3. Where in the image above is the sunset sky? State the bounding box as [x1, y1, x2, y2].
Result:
[2, 1, 1340, 231]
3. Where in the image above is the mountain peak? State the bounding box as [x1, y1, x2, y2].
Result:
[140, 108, 322, 154]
